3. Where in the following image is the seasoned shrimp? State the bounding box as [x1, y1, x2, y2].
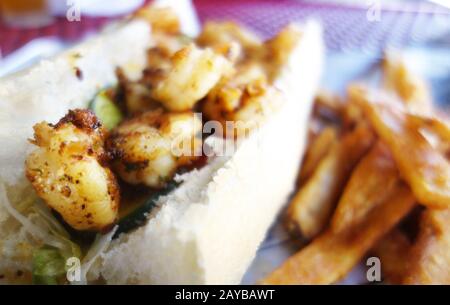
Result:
[107, 109, 202, 188]
[135, 6, 181, 35]
[196, 21, 262, 63]
[151, 44, 233, 111]
[202, 64, 283, 137]
[25, 109, 120, 231]
[116, 68, 159, 116]
[116, 35, 192, 116]
[264, 24, 302, 81]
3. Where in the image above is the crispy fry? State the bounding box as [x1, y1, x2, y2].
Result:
[382, 52, 433, 115]
[342, 99, 366, 131]
[371, 229, 411, 284]
[299, 126, 338, 184]
[403, 209, 450, 284]
[263, 184, 416, 284]
[313, 90, 344, 125]
[286, 124, 375, 239]
[350, 86, 450, 209]
[315, 90, 344, 114]
[331, 141, 399, 233]
[307, 116, 325, 140]
[408, 113, 450, 143]
[409, 114, 450, 157]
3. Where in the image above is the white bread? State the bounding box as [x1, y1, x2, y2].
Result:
[94, 21, 324, 284]
[0, 19, 154, 282]
[0, 4, 323, 284]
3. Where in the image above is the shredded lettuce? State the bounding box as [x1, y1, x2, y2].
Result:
[0, 183, 82, 284]
[33, 200, 70, 238]
[31, 223, 116, 285]
[0, 183, 67, 250]
[32, 200, 81, 259]
[78, 226, 117, 284]
[1, 183, 117, 285]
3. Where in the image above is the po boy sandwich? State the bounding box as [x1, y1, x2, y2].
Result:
[0, 2, 323, 284]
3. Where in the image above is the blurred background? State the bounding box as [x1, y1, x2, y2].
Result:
[0, 0, 449, 99]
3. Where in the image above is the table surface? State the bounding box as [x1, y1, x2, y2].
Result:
[1, 0, 449, 57]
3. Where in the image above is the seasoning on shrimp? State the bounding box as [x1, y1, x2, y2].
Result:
[107, 109, 202, 188]
[25, 109, 120, 231]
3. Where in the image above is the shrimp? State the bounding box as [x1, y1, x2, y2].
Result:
[135, 7, 180, 35]
[118, 43, 230, 114]
[116, 34, 193, 116]
[107, 109, 202, 188]
[196, 21, 263, 63]
[150, 44, 233, 111]
[202, 63, 283, 138]
[116, 67, 159, 116]
[263, 24, 302, 81]
[25, 109, 120, 231]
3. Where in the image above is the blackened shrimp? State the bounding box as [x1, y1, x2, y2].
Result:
[107, 109, 202, 188]
[25, 109, 120, 231]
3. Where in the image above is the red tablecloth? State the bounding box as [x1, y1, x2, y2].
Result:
[0, 0, 449, 57]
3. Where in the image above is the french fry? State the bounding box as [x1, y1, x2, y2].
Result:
[342, 101, 365, 131]
[350, 86, 450, 209]
[263, 184, 416, 284]
[382, 52, 433, 115]
[286, 124, 375, 239]
[408, 113, 450, 143]
[307, 94, 343, 143]
[307, 116, 326, 140]
[403, 209, 450, 284]
[298, 126, 338, 184]
[409, 114, 450, 158]
[315, 90, 343, 113]
[371, 229, 411, 284]
[331, 141, 399, 233]
[314, 90, 344, 123]
[287, 125, 374, 239]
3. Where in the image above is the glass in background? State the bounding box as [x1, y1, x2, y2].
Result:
[0, 0, 53, 28]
